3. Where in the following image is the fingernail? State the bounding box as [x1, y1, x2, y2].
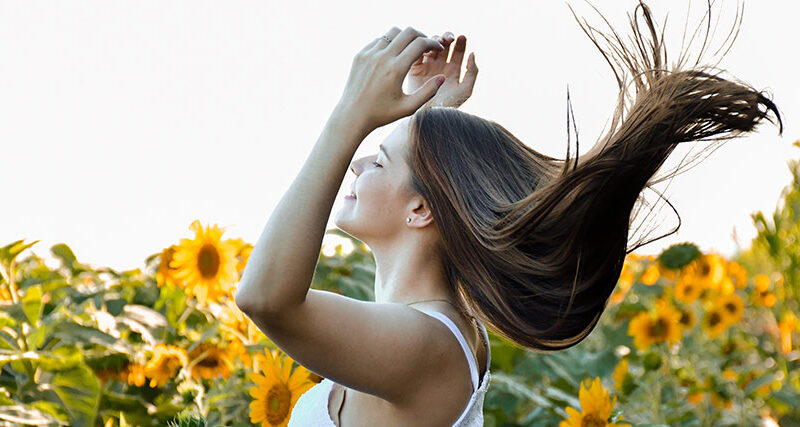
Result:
[436, 76, 446, 86]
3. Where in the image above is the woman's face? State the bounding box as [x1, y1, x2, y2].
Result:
[334, 118, 417, 242]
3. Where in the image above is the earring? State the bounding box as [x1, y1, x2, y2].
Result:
[406, 218, 411, 223]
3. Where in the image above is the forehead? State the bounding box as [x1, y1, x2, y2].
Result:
[382, 118, 410, 153]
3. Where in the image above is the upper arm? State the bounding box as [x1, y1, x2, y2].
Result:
[241, 289, 449, 404]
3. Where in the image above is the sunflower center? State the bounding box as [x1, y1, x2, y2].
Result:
[679, 312, 690, 325]
[197, 244, 221, 279]
[709, 312, 722, 327]
[198, 355, 221, 368]
[725, 302, 737, 314]
[649, 318, 668, 339]
[266, 383, 292, 425]
[581, 414, 608, 427]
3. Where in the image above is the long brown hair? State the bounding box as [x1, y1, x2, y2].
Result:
[404, 0, 783, 351]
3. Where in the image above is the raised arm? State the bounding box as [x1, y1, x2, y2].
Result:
[233, 28, 458, 404]
[235, 27, 445, 315]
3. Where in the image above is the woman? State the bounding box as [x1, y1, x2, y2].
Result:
[236, 1, 782, 425]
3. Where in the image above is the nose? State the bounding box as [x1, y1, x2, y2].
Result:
[349, 155, 368, 176]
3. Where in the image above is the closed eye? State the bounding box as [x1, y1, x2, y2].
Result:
[372, 161, 383, 168]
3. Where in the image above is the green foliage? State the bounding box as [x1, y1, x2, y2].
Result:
[2, 144, 800, 425]
[658, 242, 701, 270]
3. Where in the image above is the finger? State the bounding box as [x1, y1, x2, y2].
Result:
[429, 35, 442, 60]
[396, 37, 445, 73]
[367, 26, 402, 54]
[461, 52, 479, 91]
[448, 35, 467, 70]
[386, 27, 440, 57]
[402, 74, 445, 116]
[439, 32, 455, 61]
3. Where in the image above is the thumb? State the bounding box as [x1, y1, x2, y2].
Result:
[403, 74, 445, 113]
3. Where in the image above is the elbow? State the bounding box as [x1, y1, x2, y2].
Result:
[234, 282, 270, 317]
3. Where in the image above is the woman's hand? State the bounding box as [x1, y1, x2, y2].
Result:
[336, 26, 447, 133]
[407, 32, 478, 109]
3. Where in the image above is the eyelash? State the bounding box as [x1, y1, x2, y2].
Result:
[372, 161, 383, 168]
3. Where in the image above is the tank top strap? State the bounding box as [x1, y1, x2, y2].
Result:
[478, 318, 490, 373]
[422, 310, 480, 391]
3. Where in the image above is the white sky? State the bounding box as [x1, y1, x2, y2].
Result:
[1, 0, 797, 272]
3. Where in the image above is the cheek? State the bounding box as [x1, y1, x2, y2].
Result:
[356, 176, 401, 217]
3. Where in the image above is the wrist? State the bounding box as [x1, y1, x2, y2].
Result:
[332, 101, 373, 139]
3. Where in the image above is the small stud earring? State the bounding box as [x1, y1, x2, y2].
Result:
[406, 218, 411, 223]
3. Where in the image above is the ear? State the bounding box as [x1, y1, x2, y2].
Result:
[407, 198, 434, 227]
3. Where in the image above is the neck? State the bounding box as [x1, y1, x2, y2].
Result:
[368, 237, 452, 305]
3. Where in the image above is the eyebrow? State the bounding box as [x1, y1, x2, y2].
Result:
[379, 144, 391, 162]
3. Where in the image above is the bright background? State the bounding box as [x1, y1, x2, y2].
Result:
[1, 0, 797, 272]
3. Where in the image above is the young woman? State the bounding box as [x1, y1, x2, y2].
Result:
[235, 1, 783, 425]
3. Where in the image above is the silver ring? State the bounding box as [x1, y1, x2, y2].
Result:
[380, 35, 392, 44]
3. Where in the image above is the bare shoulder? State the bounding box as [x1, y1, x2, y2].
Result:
[243, 290, 468, 404]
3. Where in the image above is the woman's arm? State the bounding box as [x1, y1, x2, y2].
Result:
[235, 26, 445, 317]
[234, 106, 368, 316]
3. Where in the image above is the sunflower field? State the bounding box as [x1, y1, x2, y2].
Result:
[1, 142, 800, 426]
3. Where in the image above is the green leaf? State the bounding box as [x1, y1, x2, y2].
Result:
[0, 239, 39, 266]
[744, 371, 778, 396]
[21, 285, 43, 328]
[658, 243, 701, 270]
[52, 322, 118, 347]
[543, 385, 581, 409]
[50, 243, 85, 276]
[26, 323, 51, 351]
[0, 403, 68, 426]
[642, 351, 662, 371]
[50, 364, 100, 426]
[38, 345, 84, 371]
[490, 371, 553, 408]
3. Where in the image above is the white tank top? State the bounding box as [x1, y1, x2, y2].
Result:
[287, 310, 491, 426]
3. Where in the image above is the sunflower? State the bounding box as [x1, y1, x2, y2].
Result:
[779, 311, 797, 355]
[212, 298, 255, 366]
[611, 267, 636, 304]
[171, 220, 239, 305]
[144, 344, 188, 388]
[611, 359, 628, 392]
[560, 377, 622, 427]
[717, 277, 735, 296]
[675, 304, 696, 330]
[123, 363, 148, 387]
[725, 261, 748, 290]
[228, 237, 255, 280]
[715, 293, 744, 325]
[674, 275, 703, 305]
[627, 302, 683, 352]
[752, 274, 777, 307]
[249, 348, 315, 427]
[156, 245, 180, 289]
[685, 253, 726, 292]
[701, 304, 729, 339]
[188, 343, 233, 380]
[688, 392, 704, 403]
[639, 263, 660, 285]
[709, 392, 733, 410]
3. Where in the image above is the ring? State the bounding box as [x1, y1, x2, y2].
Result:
[380, 35, 392, 44]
